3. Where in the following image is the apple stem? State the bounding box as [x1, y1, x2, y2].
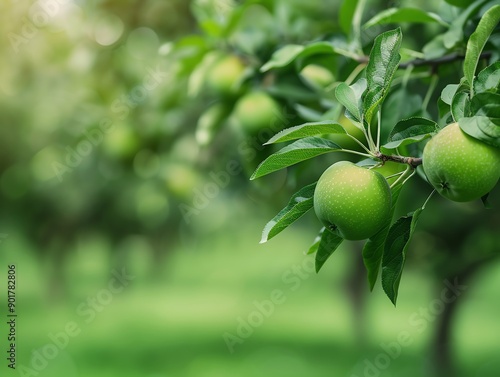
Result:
[422, 189, 437, 210]
[384, 171, 406, 179]
[390, 165, 412, 189]
[401, 169, 417, 186]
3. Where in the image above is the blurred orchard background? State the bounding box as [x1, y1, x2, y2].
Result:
[0, 0, 499, 377]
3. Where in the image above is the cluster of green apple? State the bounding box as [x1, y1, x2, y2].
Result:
[197, 54, 282, 143]
[314, 122, 500, 241]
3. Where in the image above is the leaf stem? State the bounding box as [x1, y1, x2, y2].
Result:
[392, 72, 432, 86]
[334, 48, 366, 62]
[368, 162, 383, 170]
[390, 165, 411, 189]
[384, 171, 406, 180]
[346, 133, 372, 154]
[344, 63, 367, 86]
[376, 110, 382, 151]
[365, 117, 377, 153]
[401, 169, 417, 186]
[422, 74, 438, 111]
[422, 189, 436, 210]
[341, 149, 373, 158]
[402, 65, 414, 88]
[352, 0, 367, 54]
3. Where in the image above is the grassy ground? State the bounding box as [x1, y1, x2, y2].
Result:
[1, 199, 500, 377]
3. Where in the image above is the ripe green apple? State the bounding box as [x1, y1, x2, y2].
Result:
[233, 91, 281, 134]
[422, 123, 500, 202]
[314, 161, 392, 240]
[206, 55, 246, 96]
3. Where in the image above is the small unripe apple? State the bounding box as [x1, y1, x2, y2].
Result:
[300, 64, 335, 89]
[314, 161, 392, 240]
[206, 55, 246, 96]
[233, 91, 281, 134]
[102, 126, 139, 159]
[422, 123, 500, 202]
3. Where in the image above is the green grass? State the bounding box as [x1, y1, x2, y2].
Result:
[1, 204, 500, 377]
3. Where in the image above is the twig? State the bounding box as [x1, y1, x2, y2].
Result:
[399, 51, 492, 69]
[355, 51, 492, 70]
[375, 152, 423, 168]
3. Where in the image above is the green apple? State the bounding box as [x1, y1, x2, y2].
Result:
[422, 123, 500, 202]
[314, 161, 392, 240]
[206, 55, 246, 96]
[300, 64, 335, 89]
[233, 91, 281, 134]
[102, 126, 139, 159]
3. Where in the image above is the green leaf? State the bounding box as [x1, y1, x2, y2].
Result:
[443, 0, 489, 49]
[336, 82, 362, 122]
[363, 28, 403, 125]
[441, 84, 460, 105]
[260, 182, 317, 243]
[261, 42, 352, 72]
[307, 227, 324, 255]
[382, 208, 424, 305]
[294, 104, 323, 122]
[364, 8, 448, 29]
[422, 34, 447, 60]
[339, 0, 359, 35]
[438, 97, 453, 124]
[362, 182, 405, 290]
[345, 79, 369, 126]
[260, 45, 304, 72]
[381, 89, 423, 142]
[470, 92, 500, 118]
[265, 121, 346, 145]
[451, 91, 471, 122]
[250, 137, 342, 180]
[445, 0, 475, 8]
[315, 228, 344, 273]
[481, 193, 492, 209]
[464, 5, 500, 91]
[268, 81, 318, 102]
[381, 117, 438, 151]
[459, 116, 500, 148]
[474, 61, 500, 94]
[261, 40, 362, 72]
